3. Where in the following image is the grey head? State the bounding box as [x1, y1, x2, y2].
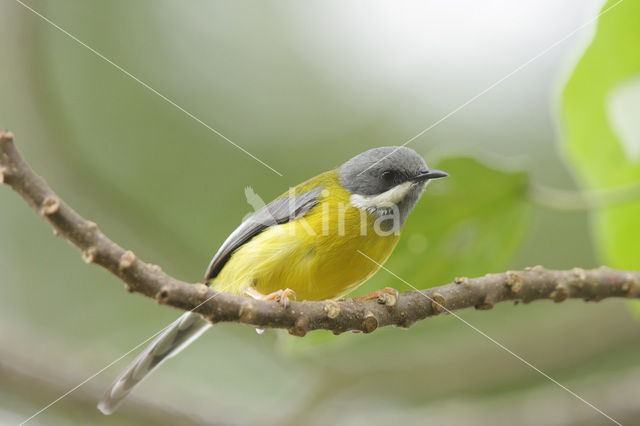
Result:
[339, 146, 447, 228]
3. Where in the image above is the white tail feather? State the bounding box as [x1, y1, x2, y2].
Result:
[97, 312, 211, 414]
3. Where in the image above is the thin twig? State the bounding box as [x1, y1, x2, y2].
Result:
[1, 129, 639, 336]
[529, 181, 640, 211]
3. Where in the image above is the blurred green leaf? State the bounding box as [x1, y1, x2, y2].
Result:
[561, 0, 640, 271]
[380, 156, 532, 289]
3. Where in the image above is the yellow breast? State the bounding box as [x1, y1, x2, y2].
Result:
[210, 170, 400, 300]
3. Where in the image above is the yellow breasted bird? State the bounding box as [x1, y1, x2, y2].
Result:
[98, 146, 447, 414]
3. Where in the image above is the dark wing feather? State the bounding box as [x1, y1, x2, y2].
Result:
[203, 187, 321, 281]
[98, 187, 322, 414]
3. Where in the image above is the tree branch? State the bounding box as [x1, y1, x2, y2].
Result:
[2, 129, 639, 336]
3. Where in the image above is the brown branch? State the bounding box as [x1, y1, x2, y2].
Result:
[2, 129, 640, 336]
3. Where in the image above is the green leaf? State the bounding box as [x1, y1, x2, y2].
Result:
[561, 0, 640, 270]
[372, 156, 532, 292]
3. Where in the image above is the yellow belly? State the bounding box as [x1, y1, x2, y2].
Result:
[210, 173, 400, 300]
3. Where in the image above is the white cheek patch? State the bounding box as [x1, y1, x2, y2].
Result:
[350, 181, 413, 211]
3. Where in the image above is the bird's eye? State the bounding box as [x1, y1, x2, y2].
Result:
[380, 170, 396, 183]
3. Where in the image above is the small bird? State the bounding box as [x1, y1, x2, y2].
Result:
[98, 146, 447, 414]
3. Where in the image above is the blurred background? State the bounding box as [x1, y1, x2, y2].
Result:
[2, 0, 640, 424]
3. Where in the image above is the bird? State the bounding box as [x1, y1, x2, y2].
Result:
[98, 146, 448, 414]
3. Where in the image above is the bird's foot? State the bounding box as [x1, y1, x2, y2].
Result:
[245, 287, 296, 309]
[354, 287, 398, 306]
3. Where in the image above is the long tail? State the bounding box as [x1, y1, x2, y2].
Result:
[97, 312, 211, 414]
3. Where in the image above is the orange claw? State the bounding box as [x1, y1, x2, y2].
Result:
[354, 287, 398, 306]
[245, 287, 296, 308]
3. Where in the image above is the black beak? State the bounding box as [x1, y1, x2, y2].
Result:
[412, 169, 449, 182]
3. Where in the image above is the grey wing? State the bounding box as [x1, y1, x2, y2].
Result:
[98, 188, 321, 415]
[204, 187, 322, 281]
